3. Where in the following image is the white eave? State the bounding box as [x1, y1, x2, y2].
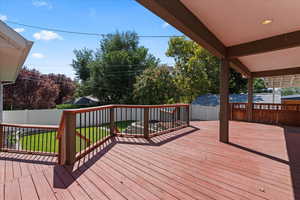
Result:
[0, 20, 33, 83]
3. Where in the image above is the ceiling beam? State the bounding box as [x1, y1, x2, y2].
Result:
[227, 30, 300, 58]
[253, 67, 300, 77]
[136, 0, 226, 58]
[136, 0, 251, 76]
[230, 59, 251, 77]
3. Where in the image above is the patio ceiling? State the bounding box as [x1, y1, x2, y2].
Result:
[137, 0, 300, 77]
[0, 21, 33, 83]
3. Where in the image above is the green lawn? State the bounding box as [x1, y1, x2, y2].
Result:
[19, 121, 134, 153]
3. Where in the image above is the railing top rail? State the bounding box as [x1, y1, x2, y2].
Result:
[114, 104, 189, 109]
[63, 104, 190, 114]
[0, 123, 59, 130]
[230, 102, 300, 106]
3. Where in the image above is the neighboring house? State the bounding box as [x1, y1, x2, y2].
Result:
[281, 95, 300, 104]
[71, 96, 100, 106]
[192, 93, 281, 106]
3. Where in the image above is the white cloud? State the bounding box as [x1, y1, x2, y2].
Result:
[0, 15, 7, 21]
[14, 28, 25, 33]
[32, 53, 45, 59]
[33, 30, 63, 41]
[32, 1, 52, 9]
[162, 22, 170, 28]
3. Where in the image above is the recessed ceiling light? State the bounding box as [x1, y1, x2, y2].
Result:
[261, 19, 273, 25]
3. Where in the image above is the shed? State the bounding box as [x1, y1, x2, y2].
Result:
[73, 96, 100, 106]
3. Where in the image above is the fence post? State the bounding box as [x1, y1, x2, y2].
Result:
[60, 111, 76, 165]
[144, 108, 149, 139]
[110, 108, 115, 136]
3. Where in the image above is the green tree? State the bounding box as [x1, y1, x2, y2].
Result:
[72, 48, 94, 82]
[166, 37, 248, 102]
[133, 66, 178, 104]
[71, 48, 94, 97]
[72, 31, 159, 104]
[253, 78, 267, 93]
[281, 87, 300, 96]
[229, 70, 247, 94]
[166, 37, 210, 103]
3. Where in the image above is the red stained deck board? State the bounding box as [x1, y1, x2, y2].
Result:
[0, 121, 298, 200]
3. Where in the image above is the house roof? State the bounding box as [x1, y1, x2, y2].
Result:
[137, 0, 300, 77]
[0, 20, 33, 82]
[192, 93, 281, 106]
[73, 96, 100, 105]
[281, 95, 300, 100]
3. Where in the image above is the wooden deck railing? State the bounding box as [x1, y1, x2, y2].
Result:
[0, 104, 189, 165]
[0, 123, 59, 156]
[230, 103, 300, 126]
[57, 104, 189, 165]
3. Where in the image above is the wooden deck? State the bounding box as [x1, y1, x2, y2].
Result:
[0, 121, 299, 200]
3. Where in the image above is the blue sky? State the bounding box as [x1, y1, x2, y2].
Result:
[0, 0, 183, 78]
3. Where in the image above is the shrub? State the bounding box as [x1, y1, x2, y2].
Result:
[56, 104, 84, 109]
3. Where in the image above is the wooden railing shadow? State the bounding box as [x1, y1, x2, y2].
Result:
[283, 126, 300, 200]
[114, 125, 199, 146]
[53, 137, 116, 189]
[229, 126, 300, 200]
[53, 126, 198, 188]
[0, 152, 57, 165]
[228, 142, 289, 165]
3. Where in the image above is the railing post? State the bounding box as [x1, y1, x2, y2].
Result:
[0, 125, 3, 149]
[186, 105, 190, 126]
[61, 112, 76, 165]
[110, 107, 115, 136]
[176, 107, 181, 122]
[229, 103, 233, 120]
[144, 108, 149, 139]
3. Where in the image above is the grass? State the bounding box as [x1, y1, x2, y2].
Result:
[19, 121, 134, 153]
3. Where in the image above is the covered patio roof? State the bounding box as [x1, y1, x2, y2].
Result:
[136, 0, 300, 144]
[0, 20, 33, 83]
[136, 0, 300, 77]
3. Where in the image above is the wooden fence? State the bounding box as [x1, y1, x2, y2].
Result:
[230, 103, 300, 126]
